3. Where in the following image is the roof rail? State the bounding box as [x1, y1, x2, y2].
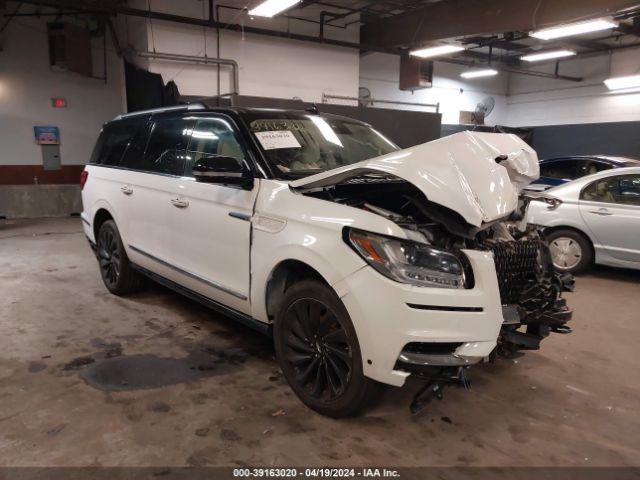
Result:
[113, 103, 206, 121]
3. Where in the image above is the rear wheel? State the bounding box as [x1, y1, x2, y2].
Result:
[546, 229, 593, 274]
[274, 279, 379, 417]
[97, 220, 145, 295]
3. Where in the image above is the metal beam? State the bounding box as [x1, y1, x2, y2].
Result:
[361, 0, 640, 48]
[13, 0, 587, 83]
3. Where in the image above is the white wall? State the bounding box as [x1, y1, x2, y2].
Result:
[0, 14, 124, 166]
[359, 53, 509, 125]
[133, 0, 361, 102]
[506, 47, 640, 126]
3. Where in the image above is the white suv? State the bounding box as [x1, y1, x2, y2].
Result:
[81, 104, 572, 416]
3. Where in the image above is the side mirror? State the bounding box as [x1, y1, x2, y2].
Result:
[192, 155, 254, 189]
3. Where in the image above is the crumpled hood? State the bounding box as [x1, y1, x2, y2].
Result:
[290, 131, 539, 227]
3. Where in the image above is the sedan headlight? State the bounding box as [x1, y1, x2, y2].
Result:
[346, 228, 467, 289]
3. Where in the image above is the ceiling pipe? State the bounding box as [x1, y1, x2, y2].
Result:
[136, 51, 239, 95]
[13, 0, 604, 82]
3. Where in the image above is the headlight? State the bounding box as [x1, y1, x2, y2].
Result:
[346, 228, 467, 289]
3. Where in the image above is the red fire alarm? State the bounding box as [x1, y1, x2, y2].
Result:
[51, 97, 67, 108]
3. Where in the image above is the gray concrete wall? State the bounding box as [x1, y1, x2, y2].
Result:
[0, 185, 82, 219]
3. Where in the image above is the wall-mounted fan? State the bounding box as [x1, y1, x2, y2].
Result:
[473, 96, 495, 125]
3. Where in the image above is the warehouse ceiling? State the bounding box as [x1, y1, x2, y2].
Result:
[5, 0, 640, 80]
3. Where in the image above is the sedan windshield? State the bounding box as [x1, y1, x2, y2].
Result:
[242, 111, 399, 178]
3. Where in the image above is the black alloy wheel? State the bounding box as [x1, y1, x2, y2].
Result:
[282, 298, 353, 400]
[96, 220, 145, 295]
[98, 226, 121, 289]
[274, 279, 380, 417]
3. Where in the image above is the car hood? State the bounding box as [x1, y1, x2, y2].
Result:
[290, 131, 539, 227]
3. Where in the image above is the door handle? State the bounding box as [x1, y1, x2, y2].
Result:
[121, 185, 133, 195]
[589, 208, 612, 216]
[170, 198, 189, 208]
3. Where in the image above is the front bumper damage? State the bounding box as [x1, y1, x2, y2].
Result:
[404, 240, 573, 414]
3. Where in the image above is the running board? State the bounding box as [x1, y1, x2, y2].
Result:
[131, 263, 272, 337]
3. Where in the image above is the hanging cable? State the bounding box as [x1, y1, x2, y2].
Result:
[147, 0, 156, 53]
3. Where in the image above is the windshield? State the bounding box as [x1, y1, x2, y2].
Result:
[243, 112, 399, 178]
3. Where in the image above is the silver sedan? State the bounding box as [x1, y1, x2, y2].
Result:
[527, 166, 640, 274]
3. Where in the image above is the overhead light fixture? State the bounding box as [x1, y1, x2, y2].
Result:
[521, 50, 576, 62]
[530, 18, 617, 40]
[604, 74, 640, 91]
[461, 69, 498, 79]
[409, 45, 465, 58]
[248, 0, 300, 18]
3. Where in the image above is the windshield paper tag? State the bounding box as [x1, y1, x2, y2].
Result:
[254, 131, 301, 150]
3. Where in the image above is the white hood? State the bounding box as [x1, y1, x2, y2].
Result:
[290, 131, 539, 228]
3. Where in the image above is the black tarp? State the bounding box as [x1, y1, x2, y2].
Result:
[124, 61, 181, 112]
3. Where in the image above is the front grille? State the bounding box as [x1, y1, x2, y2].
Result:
[490, 240, 542, 304]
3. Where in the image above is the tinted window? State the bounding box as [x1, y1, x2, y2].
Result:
[184, 118, 246, 177]
[120, 119, 152, 167]
[135, 117, 195, 175]
[581, 175, 640, 206]
[90, 120, 139, 166]
[540, 160, 577, 180]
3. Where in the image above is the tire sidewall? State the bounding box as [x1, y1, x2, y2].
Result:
[97, 220, 128, 294]
[273, 279, 369, 417]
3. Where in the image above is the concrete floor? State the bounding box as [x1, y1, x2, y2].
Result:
[1, 217, 639, 467]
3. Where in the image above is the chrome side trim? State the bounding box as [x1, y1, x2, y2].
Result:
[397, 351, 483, 367]
[128, 245, 247, 301]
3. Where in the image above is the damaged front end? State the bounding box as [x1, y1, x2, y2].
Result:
[290, 131, 574, 412]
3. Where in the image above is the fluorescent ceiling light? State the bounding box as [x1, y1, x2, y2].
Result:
[409, 45, 465, 58]
[461, 69, 498, 79]
[249, 0, 300, 17]
[521, 50, 576, 62]
[604, 74, 640, 90]
[530, 18, 617, 40]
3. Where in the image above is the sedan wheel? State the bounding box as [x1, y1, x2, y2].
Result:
[549, 237, 582, 271]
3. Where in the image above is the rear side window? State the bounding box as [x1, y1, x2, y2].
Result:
[138, 117, 195, 175]
[540, 160, 577, 180]
[90, 121, 138, 166]
[184, 118, 246, 177]
[120, 119, 152, 168]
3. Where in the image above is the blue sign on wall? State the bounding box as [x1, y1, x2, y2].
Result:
[34, 126, 60, 145]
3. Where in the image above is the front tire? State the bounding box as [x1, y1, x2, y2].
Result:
[96, 220, 145, 295]
[546, 228, 593, 274]
[274, 279, 378, 417]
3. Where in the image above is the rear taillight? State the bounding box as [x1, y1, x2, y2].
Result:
[80, 170, 88, 190]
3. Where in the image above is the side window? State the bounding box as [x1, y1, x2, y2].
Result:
[540, 160, 577, 180]
[120, 119, 152, 168]
[618, 175, 640, 206]
[577, 160, 612, 178]
[185, 118, 246, 177]
[90, 121, 137, 166]
[581, 175, 640, 206]
[133, 117, 195, 175]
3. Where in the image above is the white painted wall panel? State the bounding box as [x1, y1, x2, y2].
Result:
[506, 47, 640, 126]
[0, 16, 124, 166]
